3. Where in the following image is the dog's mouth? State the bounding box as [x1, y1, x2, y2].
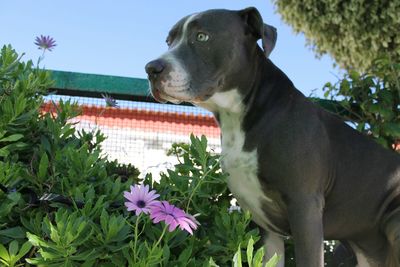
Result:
[151, 88, 167, 103]
[149, 77, 224, 105]
[151, 87, 217, 105]
[151, 87, 183, 104]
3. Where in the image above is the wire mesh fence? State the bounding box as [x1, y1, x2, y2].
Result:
[42, 95, 221, 173]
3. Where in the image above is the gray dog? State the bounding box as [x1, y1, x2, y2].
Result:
[145, 7, 400, 267]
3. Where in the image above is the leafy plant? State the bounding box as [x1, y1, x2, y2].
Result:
[0, 240, 32, 267]
[0, 45, 270, 266]
[231, 237, 280, 267]
[323, 57, 400, 150]
[26, 210, 96, 266]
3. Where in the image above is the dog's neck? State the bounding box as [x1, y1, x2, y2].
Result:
[198, 55, 299, 131]
[199, 89, 243, 113]
[242, 57, 300, 132]
[198, 49, 267, 115]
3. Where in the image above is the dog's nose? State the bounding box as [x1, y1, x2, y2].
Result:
[145, 59, 166, 77]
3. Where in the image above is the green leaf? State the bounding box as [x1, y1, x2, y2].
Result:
[0, 226, 26, 240]
[0, 134, 24, 143]
[208, 257, 219, 267]
[8, 240, 19, 256]
[14, 95, 27, 116]
[49, 223, 60, 244]
[38, 153, 49, 180]
[177, 246, 192, 263]
[246, 237, 254, 267]
[162, 245, 170, 264]
[7, 191, 21, 203]
[0, 147, 10, 157]
[100, 209, 108, 235]
[40, 136, 52, 154]
[233, 244, 242, 267]
[81, 259, 96, 267]
[26, 232, 46, 247]
[252, 247, 265, 267]
[265, 253, 280, 267]
[0, 243, 9, 262]
[15, 241, 32, 261]
[383, 123, 400, 137]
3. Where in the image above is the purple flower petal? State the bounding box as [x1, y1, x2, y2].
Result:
[135, 209, 142, 216]
[168, 221, 178, 232]
[125, 202, 139, 211]
[145, 190, 160, 202]
[101, 93, 118, 107]
[123, 184, 160, 216]
[148, 200, 199, 235]
[178, 221, 194, 235]
[34, 35, 57, 51]
[152, 216, 164, 224]
[165, 215, 175, 225]
[124, 191, 136, 203]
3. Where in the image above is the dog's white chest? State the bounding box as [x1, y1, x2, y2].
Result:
[219, 110, 272, 228]
[201, 90, 287, 232]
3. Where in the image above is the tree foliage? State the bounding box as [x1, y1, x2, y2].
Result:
[273, 0, 400, 70]
[323, 58, 400, 151]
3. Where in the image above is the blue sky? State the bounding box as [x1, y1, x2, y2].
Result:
[0, 1, 341, 97]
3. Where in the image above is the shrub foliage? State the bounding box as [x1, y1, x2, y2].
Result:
[323, 58, 400, 150]
[0, 45, 265, 266]
[273, 0, 400, 70]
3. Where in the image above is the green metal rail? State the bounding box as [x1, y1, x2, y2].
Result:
[49, 70, 347, 115]
[50, 70, 151, 102]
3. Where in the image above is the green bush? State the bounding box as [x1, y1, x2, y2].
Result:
[0, 45, 266, 266]
[323, 57, 400, 150]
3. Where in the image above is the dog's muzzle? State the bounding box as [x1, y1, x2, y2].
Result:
[145, 59, 165, 80]
[145, 58, 192, 104]
[145, 59, 169, 103]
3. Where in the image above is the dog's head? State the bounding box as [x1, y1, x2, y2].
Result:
[145, 7, 277, 106]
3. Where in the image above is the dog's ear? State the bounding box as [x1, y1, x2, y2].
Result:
[262, 23, 277, 58]
[238, 7, 277, 57]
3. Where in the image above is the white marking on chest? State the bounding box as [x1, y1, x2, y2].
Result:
[203, 90, 273, 230]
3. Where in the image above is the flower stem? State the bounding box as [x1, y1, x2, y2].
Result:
[145, 223, 168, 265]
[37, 50, 46, 67]
[133, 213, 142, 262]
[153, 224, 168, 250]
[185, 160, 220, 212]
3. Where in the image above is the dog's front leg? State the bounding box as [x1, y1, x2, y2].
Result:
[287, 195, 324, 267]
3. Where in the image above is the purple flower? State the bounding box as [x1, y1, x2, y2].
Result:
[101, 93, 118, 107]
[150, 201, 199, 235]
[124, 184, 160, 216]
[34, 35, 57, 51]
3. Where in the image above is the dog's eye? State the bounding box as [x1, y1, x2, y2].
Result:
[196, 32, 209, 42]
